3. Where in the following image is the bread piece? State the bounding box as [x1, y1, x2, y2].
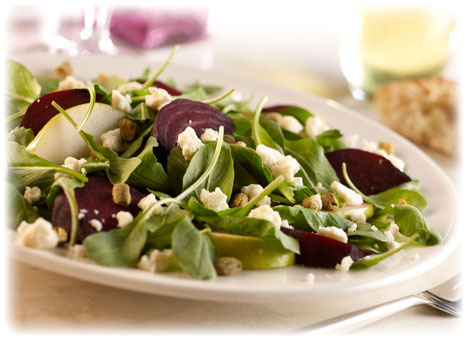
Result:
[374, 78, 457, 156]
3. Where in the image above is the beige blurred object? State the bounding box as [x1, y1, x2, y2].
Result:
[374, 78, 457, 156]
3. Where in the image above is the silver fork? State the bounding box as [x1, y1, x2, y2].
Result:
[294, 274, 462, 335]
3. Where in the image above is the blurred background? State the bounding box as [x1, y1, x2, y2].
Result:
[6, 0, 462, 177]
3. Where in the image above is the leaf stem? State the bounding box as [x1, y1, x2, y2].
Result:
[141, 45, 180, 90]
[202, 89, 235, 105]
[252, 96, 268, 146]
[6, 108, 27, 123]
[76, 84, 97, 132]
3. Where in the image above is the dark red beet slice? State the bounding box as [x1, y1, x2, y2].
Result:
[262, 105, 293, 113]
[51, 177, 146, 243]
[281, 227, 372, 267]
[325, 149, 411, 195]
[152, 98, 235, 150]
[19, 89, 104, 135]
[153, 80, 182, 96]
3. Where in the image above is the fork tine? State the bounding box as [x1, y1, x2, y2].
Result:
[420, 291, 461, 316]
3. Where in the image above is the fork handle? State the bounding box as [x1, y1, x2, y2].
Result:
[293, 295, 424, 335]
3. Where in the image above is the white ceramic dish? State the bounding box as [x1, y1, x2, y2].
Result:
[9, 54, 460, 302]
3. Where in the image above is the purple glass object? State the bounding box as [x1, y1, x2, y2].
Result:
[109, 8, 211, 49]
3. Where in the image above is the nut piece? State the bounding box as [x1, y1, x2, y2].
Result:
[112, 183, 132, 207]
[119, 119, 138, 142]
[396, 199, 407, 206]
[302, 194, 322, 210]
[55, 60, 73, 79]
[321, 192, 339, 211]
[379, 141, 395, 155]
[234, 141, 247, 147]
[230, 192, 249, 208]
[215, 257, 243, 276]
[223, 134, 237, 144]
[53, 226, 68, 243]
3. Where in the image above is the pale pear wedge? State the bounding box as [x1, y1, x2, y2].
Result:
[329, 203, 375, 220]
[209, 232, 295, 270]
[26, 103, 125, 164]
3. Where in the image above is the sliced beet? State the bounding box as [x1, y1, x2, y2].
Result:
[19, 89, 104, 135]
[153, 80, 182, 96]
[262, 105, 294, 113]
[325, 148, 411, 195]
[152, 98, 235, 150]
[51, 177, 146, 243]
[281, 227, 372, 268]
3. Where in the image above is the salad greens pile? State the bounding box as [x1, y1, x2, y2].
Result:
[6, 48, 442, 280]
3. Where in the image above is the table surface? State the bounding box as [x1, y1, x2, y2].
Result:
[5, 3, 464, 337]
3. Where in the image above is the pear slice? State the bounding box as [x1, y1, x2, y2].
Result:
[26, 103, 125, 164]
[209, 232, 295, 270]
[329, 203, 375, 220]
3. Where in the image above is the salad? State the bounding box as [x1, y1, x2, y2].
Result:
[6, 47, 442, 280]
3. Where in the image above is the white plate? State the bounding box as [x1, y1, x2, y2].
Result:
[9, 54, 460, 303]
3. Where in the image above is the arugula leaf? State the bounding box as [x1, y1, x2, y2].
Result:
[171, 217, 217, 280]
[7, 183, 40, 229]
[393, 204, 442, 246]
[260, 118, 285, 148]
[274, 205, 354, 232]
[9, 127, 35, 146]
[121, 123, 153, 158]
[367, 188, 428, 211]
[7, 59, 41, 108]
[35, 76, 59, 95]
[7, 141, 87, 188]
[127, 137, 170, 191]
[127, 102, 155, 122]
[196, 215, 300, 254]
[181, 142, 235, 201]
[167, 147, 190, 193]
[315, 129, 347, 152]
[284, 138, 339, 189]
[278, 106, 313, 125]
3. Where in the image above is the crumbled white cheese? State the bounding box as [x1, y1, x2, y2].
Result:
[111, 90, 132, 113]
[118, 81, 143, 93]
[57, 76, 85, 90]
[23, 186, 41, 204]
[137, 249, 173, 273]
[360, 140, 405, 172]
[305, 115, 329, 138]
[64, 157, 87, 172]
[16, 218, 59, 249]
[290, 176, 304, 189]
[101, 128, 124, 153]
[68, 244, 87, 260]
[270, 155, 301, 182]
[78, 209, 88, 220]
[331, 181, 363, 206]
[138, 194, 165, 215]
[116, 211, 134, 228]
[89, 219, 103, 232]
[335, 255, 354, 272]
[385, 222, 401, 250]
[240, 184, 271, 207]
[317, 226, 348, 243]
[306, 273, 316, 285]
[371, 225, 378, 231]
[200, 128, 219, 142]
[280, 115, 304, 134]
[93, 209, 99, 215]
[350, 209, 366, 223]
[307, 194, 323, 210]
[200, 187, 229, 212]
[341, 134, 360, 148]
[347, 223, 358, 234]
[255, 144, 283, 168]
[177, 126, 204, 160]
[248, 205, 282, 229]
[145, 87, 171, 110]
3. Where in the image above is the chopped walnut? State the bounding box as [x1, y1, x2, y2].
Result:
[53, 226, 68, 243]
[214, 257, 243, 276]
[379, 141, 395, 155]
[119, 118, 138, 142]
[230, 192, 249, 208]
[321, 192, 339, 211]
[112, 183, 132, 207]
[55, 61, 73, 79]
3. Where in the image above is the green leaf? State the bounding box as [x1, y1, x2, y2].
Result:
[167, 147, 190, 193]
[7, 183, 40, 229]
[35, 76, 59, 95]
[278, 106, 313, 125]
[171, 216, 217, 280]
[7, 59, 41, 106]
[274, 205, 354, 232]
[284, 138, 339, 189]
[121, 123, 153, 158]
[7, 141, 87, 188]
[315, 129, 347, 152]
[127, 137, 170, 191]
[9, 127, 35, 146]
[182, 142, 235, 201]
[393, 205, 442, 246]
[368, 188, 428, 211]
